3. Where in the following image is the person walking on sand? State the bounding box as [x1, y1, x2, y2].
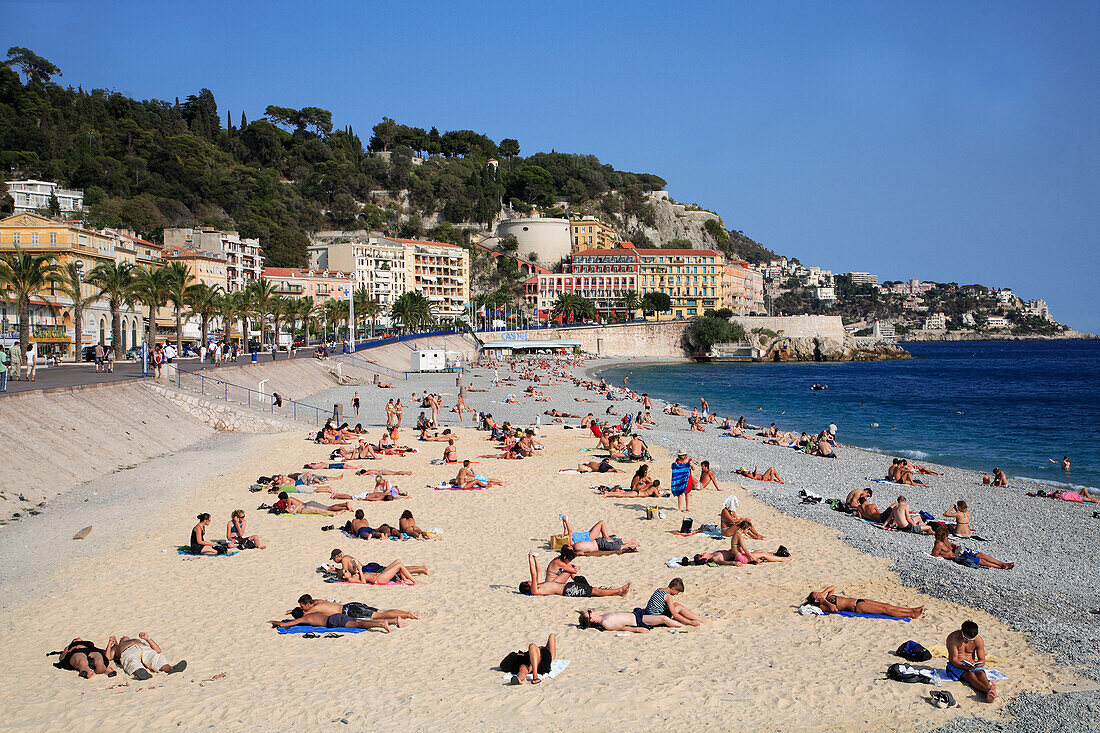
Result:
[946, 621, 997, 702]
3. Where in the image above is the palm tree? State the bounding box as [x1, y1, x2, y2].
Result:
[269, 296, 292, 349]
[246, 279, 278, 346]
[362, 297, 382, 339]
[353, 287, 371, 340]
[323, 298, 347, 339]
[186, 282, 224, 346]
[131, 265, 169, 350]
[293, 297, 315, 343]
[0, 247, 62, 359]
[56, 261, 98, 361]
[163, 262, 196, 352]
[390, 291, 434, 333]
[86, 260, 135, 359]
[622, 290, 641, 320]
[217, 289, 247, 347]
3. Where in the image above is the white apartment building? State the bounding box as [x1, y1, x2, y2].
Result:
[380, 237, 470, 321]
[815, 286, 836, 304]
[309, 233, 406, 309]
[6, 179, 85, 215]
[1024, 299, 1051, 320]
[871, 319, 896, 340]
[163, 227, 264, 292]
[924, 311, 947, 330]
[847, 271, 879, 287]
[985, 315, 1010, 329]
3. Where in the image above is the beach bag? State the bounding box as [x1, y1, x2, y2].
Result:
[550, 534, 570, 551]
[919, 511, 935, 522]
[887, 663, 922, 683]
[896, 640, 932, 663]
[679, 517, 693, 534]
[645, 506, 658, 520]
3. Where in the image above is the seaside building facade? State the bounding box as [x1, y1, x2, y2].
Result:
[5, 179, 85, 215]
[723, 260, 766, 314]
[261, 267, 353, 305]
[0, 212, 147, 357]
[160, 246, 229, 344]
[379, 237, 470, 321]
[529, 248, 640, 319]
[847, 271, 879, 287]
[636, 248, 725, 319]
[163, 227, 263, 292]
[308, 233, 407, 310]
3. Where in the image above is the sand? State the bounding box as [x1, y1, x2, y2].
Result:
[0, 358, 1078, 732]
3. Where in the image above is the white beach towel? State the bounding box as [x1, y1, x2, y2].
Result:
[933, 668, 1009, 682]
[501, 659, 570, 682]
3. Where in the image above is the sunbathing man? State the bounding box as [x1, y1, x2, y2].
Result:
[881, 496, 932, 534]
[931, 525, 1014, 569]
[274, 492, 351, 516]
[599, 478, 665, 498]
[644, 578, 705, 626]
[561, 516, 640, 554]
[856, 496, 883, 521]
[452, 459, 505, 488]
[420, 428, 457, 442]
[545, 409, 580, 418]
[895, 459, 925, 486]
[695, 460, 722, 491]
[105, 633, 187, 680]
[737, 466, 784, 483]
[946, 621, 997, 702]
[353, 468, 412, 477]
[845, 487, 872, 510]
[293, 594, 417, 624]
[815, 433, 838, 458]
[268, 612, 391, 632]
[347, 509, 400, 539]
[578, 458, 621, 473]
[519, 551, 630, 597]
[626, 433, 649, 461]
[577, 608, 686, 633]
[720, 494, 764, 539]
[806, 585, 924, 619]
[329, 549, 428, 584]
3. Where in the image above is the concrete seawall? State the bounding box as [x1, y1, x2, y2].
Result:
[486, 316, 848, 357]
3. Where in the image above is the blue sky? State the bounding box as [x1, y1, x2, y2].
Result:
[6, 0, 1098, 330]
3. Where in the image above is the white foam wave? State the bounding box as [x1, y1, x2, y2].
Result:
[861, 446, 930, 461]
[1016, 476, 1097, 492]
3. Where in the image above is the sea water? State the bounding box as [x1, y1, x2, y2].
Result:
[598, 339, 1100, 491]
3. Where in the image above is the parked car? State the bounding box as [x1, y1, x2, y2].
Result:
[81, 345, 98, 362]
[125, 347, 141, 361]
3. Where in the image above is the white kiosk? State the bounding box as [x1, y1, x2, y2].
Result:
[410, 349, 446, 372]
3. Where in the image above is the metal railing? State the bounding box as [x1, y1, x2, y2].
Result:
[173, 366, 329, 425]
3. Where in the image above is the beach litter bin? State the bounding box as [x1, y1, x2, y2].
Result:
[550, 534, 570, 551]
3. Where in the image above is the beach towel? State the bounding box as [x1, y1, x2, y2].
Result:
[670, 462, 693, 497]
[176, 546, 239, 557]
[275, 625, 366, 634]
[828, 610, 911, 622]
[933, 668, 1008, 682]
[671, 527, 724, 539]
[500, 660, 570, 682]
[432, 482, 483, 490]
[557, 469, 581, 474]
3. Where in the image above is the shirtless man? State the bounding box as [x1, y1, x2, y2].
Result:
[293, 594, 417, 624]
[599, 478, 664, 498]
[626, 434, 648, 461]
[946, 621, 997, 702]
[453, 459, 504, 488]
[697, 460, 721, 491]
[420, 427, 457, 442]
[518, 551, 630, 597]
[348, 509, 400, 539]
[578, 458, 621, 473]
[273, 492, 351, 517]
[105, 633, 187, 680]
[856, 496, 883, 521]
[545, 409, 581, 418]
[845, 487, 872, 510]
[268, 611, 391, 632]
[881, 496, 932, 534]
[578, 608, 685, 632]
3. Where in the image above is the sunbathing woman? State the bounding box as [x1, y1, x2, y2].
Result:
[806, 585, 924, 619]
[227, 509, 265, 549]
[577, 609, 685, 633]
[943, 501, 972, 537]
[728, 520, 791, 563]
[49, 638, 117, 678]
[501, 634, 556, 685]
[274, 492, 351, 516]
[452, 460, 505, 488]
[578, 458, 621, 473]
[599, 478, 665, 498]
[399, 510, 429, 539]
[352, 476, 406, 501]
[268, 612, 391, 632]
[519, 551, 630, 597]
[931, 525, 1013, 569]
[190, 513, 218, 555]
[544, 545, 580, 584]
[737, 466, 784, 483]
[329, 550, 428, 584]
[720, 494, 764, 540]
[348, 509, 400, 539]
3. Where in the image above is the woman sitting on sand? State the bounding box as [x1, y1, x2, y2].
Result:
[227, 509, 265, 549]
[399, 510, 429, 539]
[737, 466, 784, 484]
[728, 520, 791, 564]
[806, 585, 924, 619]
[720, 494, 764, 540]
[931, 525, 1013, 569]
[943, 501, 972, 537]
[190, 513, 218, 555]
[631, 464, 653, 493]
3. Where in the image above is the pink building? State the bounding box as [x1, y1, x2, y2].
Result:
[262, 267, 353, 304]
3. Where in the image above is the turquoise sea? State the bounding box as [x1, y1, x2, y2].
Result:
[598, 340, 1100, 491]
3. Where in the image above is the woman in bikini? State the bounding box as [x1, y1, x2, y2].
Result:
[737, 466, 784, 483]
[190, 513, 217, 555]
[943, 501, 972, 537]
[49, 638, 116, 679]
[729, 520, 790, 564]
[806, 585, 924, 619]
[329, 550, 428, 584]
[399, 510, 428, 539]
[226, 509, 265, 549]
[630, 464, 653, 493]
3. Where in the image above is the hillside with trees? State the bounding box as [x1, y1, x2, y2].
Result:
[0, 48, 774, 268]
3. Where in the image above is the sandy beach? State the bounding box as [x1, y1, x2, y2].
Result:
[0, 355, 1086, 732]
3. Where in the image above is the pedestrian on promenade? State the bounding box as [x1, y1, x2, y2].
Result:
[0, 346, 8, 392]
[25, 342, 37, 382]
[94, 342, 105, 373]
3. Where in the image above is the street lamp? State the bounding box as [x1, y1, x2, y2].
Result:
[74, 260, 84, 361]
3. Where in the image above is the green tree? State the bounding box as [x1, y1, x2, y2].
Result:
[0, 246, 62, 358]
[86, 260, 135, 359]
[640, 291, 671, 314]
[218, 289, 249, 345]
[684, 315, 747, 353]
[621, 290, 641, 318]
[499, 138, 520, 157]
[390, 291, 434, 332]
[163, 261, 196, 352]
[4, 46, 61, 84]
[186, 281, 223, 345]
[56, 261, 98, 361]
[362, 296, 382, 338]
[246, 279, 279, 345]
[131, 266, 169, 349]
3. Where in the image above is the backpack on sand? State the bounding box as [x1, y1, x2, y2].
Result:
[896, 640, 932, 662]
[887, 663, 922, 683]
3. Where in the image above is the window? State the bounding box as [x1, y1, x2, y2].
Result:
[12, 233, 19, 244]
[31, 233, 39, 244]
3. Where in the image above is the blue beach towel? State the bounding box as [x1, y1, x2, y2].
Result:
[933, 667, 1008, 682]
[826, 610, 911, 622]
[670, 462, 692, 497]
[176, 546, 239, 557]
[275, 625, 366, 634]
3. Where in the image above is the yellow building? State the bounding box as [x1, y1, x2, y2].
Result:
[570, 217, 618, 252]
[163, 247, 228, 289]
[0, 212, 148, 356]
[381, 238, 470, 321]
[635, 247, 725, 319]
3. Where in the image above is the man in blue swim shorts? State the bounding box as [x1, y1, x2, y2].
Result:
[946, 621, 997, 702]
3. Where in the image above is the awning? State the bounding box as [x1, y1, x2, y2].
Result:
[480, 339, 581, 350]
